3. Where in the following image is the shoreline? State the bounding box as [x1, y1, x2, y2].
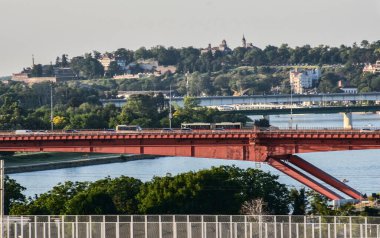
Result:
[5, 154, 158, 174]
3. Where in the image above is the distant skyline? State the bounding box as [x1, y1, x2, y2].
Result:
[1, 0, 380, 76]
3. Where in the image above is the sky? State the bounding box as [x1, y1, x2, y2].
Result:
[1, 0, 380, 76]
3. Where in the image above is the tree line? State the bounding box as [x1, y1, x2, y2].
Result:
[6, 166, 379, 216]
[0, 81, 250, 131]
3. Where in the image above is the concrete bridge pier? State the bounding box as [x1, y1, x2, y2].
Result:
[342, 112, 353, 130]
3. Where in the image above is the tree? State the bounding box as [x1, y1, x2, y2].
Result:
[4, 176, 26, 215]
[289, 188, 307, 215]
[137, 166, 289, 215]
[10, 181, 89, 215]
[65, 188, 117, 215]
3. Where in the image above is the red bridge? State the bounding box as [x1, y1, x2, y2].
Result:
[1, 129, 379, 200]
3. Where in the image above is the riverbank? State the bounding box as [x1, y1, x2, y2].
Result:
[5, 154, 157, 174]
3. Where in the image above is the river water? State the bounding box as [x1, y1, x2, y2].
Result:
[9, 113, 380, 198]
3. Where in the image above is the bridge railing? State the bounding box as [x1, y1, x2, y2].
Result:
[1, 127, 380, 137]
[2, 215, 380, 238]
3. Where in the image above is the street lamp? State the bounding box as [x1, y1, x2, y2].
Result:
[289, 81, 293, 129]
[50, 83, 54, 131]
[169, 84, 172, 129]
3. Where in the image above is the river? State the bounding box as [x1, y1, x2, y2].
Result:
[9, 113, 380, 198]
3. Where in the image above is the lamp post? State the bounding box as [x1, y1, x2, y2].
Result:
[169, 84, 172, 129]
[50, 84, 54, 131]
[290, 81, 293, 129]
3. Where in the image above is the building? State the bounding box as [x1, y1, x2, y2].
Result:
[242, 35, 254, 49]
[137, 59, 159, 71]
[156, 65, 177, 75]
[99, 54, 114, 71]
[363, 60, 380, 73]
[201, 40, 232, 55]
[340, 87, 358, 94]
[54, 67, 77, 81]
[289, 68, 321, 94]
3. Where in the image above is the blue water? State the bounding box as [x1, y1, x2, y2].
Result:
[9, 113, 380, 198]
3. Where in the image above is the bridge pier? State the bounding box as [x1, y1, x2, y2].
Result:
[342, 112, 353, 130]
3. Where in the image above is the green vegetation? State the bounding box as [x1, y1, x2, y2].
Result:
[8, 166, 290, 215]
[5, 166, 380, 216]
[0, 81, 250, 131]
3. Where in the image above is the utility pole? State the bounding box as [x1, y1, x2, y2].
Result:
[0, 160, 4, 237]
[290, 81, 293, 129]
[50, 84, 54, 131]
[169, 84, 172, 129]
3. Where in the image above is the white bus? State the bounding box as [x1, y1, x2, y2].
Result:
[115, 125, 142, 132]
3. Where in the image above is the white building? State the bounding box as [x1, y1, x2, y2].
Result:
[340, 87, 358, 94]
[289, 68, 321, 94]
[363, 60, 380, 73]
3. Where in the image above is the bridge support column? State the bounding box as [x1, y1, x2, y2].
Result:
[288, 155, 362, 200]
[267, 157, 343, 200]
[342, 112, 353, 130]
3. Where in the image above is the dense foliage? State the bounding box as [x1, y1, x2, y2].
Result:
[0, 81, 250, 131]
[8, 166, 290, 215]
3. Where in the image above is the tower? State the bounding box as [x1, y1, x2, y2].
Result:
[32, 54, 35, 66]
[242, 35, 247, 48]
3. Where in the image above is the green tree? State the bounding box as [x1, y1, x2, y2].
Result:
[4, 176, 26, 215]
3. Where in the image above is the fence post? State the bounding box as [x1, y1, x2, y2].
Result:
[101, 215, 105, 238]
[48, 215, 51, 238]
[145, 215, 148, 238]
[280, 223, 283, 238]
[244, 215, 247, 238]
[230, 215, 232, 238]
[296, 223, 299, 238]
[312, 223, 315, 238]
[35, 215, 38, 238]
[344, 223, 347, 238]
[187, 215, 191, 238]
[216, 215, 218, 238]
[334, 216, 337, 238]
[72, 222, 74, 238]
[288, 215, 292, 238]
[274, 216, 277, 238]
[158, 215, 162, 238]
[21, 215, 24, 238]
[116, 215, 119, 238]
[173, 215, 177, 238]
[130, 216, 133, 238]
[319, 216, 322, 238]
[365, 217, 368, 238]
[75, 215, 78, 238]
[62, 215, 65, 238]
[327, 223, 330, 238]
[304, 216, 307, 238]
[88, 216, 92, 238]
[349, 216, 352, 238]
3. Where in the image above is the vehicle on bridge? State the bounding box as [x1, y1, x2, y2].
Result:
[116, 125, 142, 132]
[15, 130, 32, 134]
[181, 122, 242, 130]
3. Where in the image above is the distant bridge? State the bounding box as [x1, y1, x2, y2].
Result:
[100, 92, 380, 107]
[221, 105, 380, 115]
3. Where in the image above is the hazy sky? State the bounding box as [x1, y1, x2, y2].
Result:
[1, 0, 380, 76]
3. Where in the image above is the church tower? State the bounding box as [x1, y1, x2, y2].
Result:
[242, 35, 247, 48]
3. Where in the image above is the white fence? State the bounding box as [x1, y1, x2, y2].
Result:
[1, 215, 380, 238]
